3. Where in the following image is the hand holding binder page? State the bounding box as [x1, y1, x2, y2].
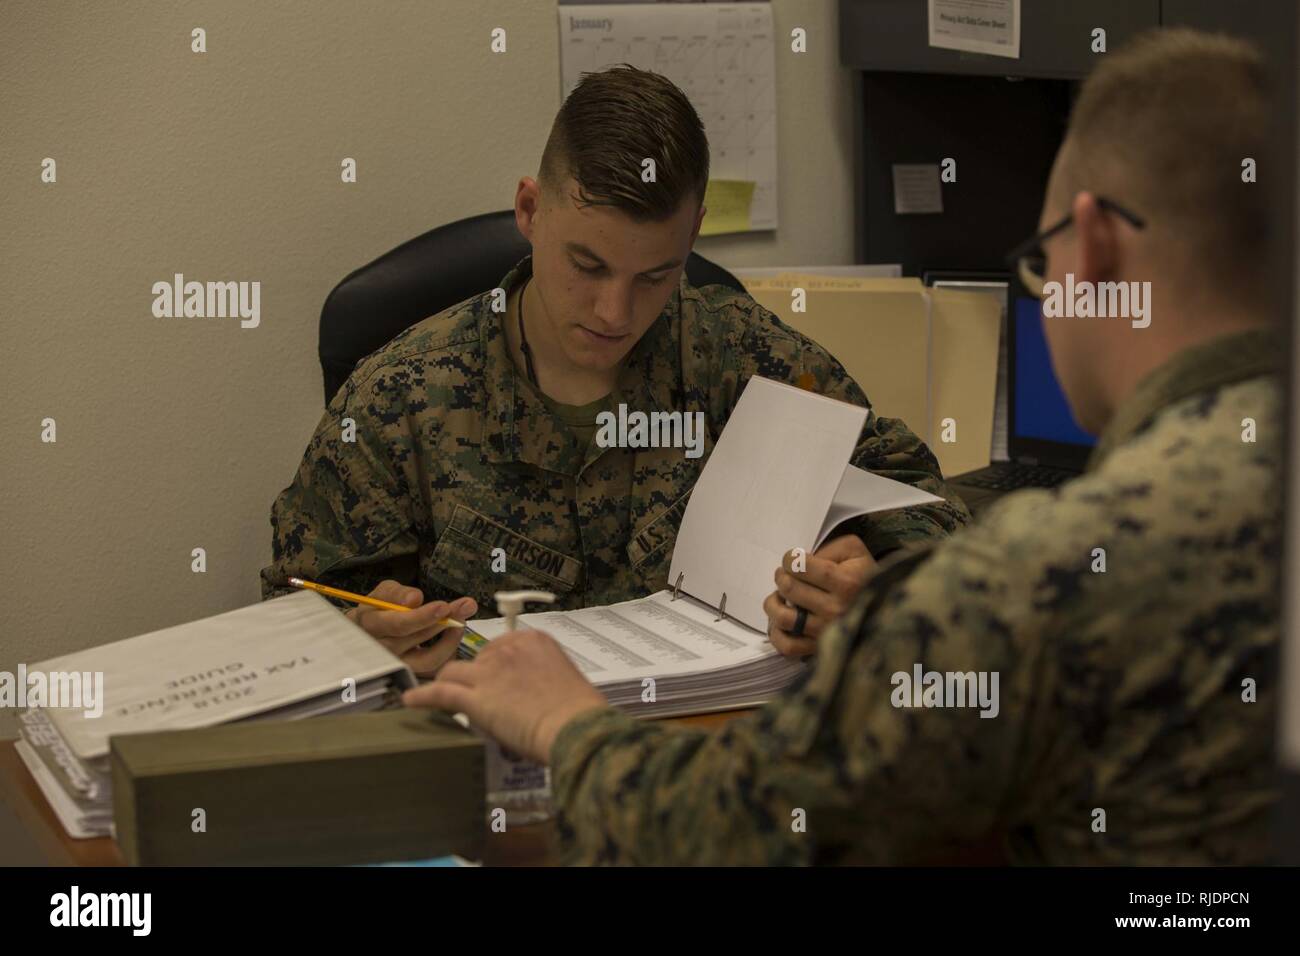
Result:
[664, 377, 940, 633]
[405, 377, 942, 744]
[765, 534, 879, 658]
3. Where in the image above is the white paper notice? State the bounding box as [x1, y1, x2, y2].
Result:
[892, 163, 944, 215]
[928, 0, 1020, 60]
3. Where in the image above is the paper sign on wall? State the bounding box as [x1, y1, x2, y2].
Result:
[928, 0, 1021, 60]
[892, 164, 944, 215]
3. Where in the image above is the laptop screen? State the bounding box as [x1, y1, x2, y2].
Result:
[1012, 296, 1096, 452]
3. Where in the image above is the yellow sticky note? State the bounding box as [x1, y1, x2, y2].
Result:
[700, 179, 755, 236]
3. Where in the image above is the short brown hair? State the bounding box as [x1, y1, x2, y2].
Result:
[539, 65, 710, 221]
[1057, 28, 1272, 293]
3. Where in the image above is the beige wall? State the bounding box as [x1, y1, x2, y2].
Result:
[0, 1, 855, 738]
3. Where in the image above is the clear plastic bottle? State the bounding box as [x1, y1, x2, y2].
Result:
[481, 589, 557, 825]
[484, 739, 552, 825]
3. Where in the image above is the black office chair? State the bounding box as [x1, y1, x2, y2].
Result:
[318, 210, 747, 405]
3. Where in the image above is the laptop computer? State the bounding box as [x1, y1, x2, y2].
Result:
[950, 293, 1096, 515]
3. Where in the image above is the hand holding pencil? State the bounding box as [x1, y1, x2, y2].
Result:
[289, 577, 477, 678]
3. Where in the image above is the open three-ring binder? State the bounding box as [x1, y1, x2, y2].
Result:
[464, 376, 944, 717]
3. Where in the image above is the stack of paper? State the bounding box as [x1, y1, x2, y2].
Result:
[468, 590, 806, 718]
[465, 377, 943, 718]
[15, 591, 414, 839]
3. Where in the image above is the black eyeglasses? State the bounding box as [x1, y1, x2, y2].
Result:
[1005, 197, 1147, 294]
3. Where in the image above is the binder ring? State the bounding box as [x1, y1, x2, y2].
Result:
[715, 593, 727, 622]
[672, 572, 684, 601]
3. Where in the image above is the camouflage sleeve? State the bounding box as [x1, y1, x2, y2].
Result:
[550, 530, 1043, 865]
[259, 372, 421, 605]
[725, 306, 970, 556]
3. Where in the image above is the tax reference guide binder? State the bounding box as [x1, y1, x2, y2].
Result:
[16, 590, 415, 838]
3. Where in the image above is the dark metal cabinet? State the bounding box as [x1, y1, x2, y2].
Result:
[1162, 0, 1294, 77]
[840, 0, 1160, 79]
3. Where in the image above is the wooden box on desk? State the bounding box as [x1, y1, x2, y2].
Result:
[109, 708, 484, 866]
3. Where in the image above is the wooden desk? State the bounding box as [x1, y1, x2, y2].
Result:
[0, 710, 748, 867]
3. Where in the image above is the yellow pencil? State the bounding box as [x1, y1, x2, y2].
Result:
[288, 577, 467, 628]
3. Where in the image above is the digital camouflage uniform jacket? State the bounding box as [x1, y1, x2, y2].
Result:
[549, 328, 1283, 865]
[261, 256, 969, 614]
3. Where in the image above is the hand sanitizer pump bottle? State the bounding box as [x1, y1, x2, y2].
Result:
[483, 590, 555, 826]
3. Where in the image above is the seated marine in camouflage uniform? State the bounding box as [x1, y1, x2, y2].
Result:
[261, 65, 969, 676]
[405, 29, 1285, 865]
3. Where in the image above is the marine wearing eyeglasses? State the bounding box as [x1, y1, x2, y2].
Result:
[1007, 195, 1146, 297]
[405, 27, 1285, 865]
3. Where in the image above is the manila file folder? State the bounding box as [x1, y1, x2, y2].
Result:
[743, 274, 1001, 478]
[928, 286, 1001, 477]
[743, 276, 930, 438]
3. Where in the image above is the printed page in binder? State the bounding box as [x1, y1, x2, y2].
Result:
[465, 589, 807, 717]
[470, 590, 770, 677]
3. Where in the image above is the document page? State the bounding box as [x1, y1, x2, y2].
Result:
[468, 590, 776, 684]
[669, 376, 868, 631]
[816, 465, 944, 548]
